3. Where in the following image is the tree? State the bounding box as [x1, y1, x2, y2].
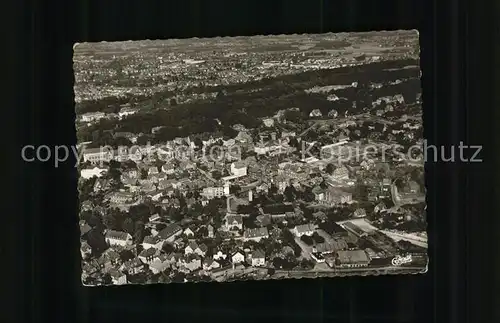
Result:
[133, 221, 145, 243]
[282, 229, 295, 245]
[284, 186, 296, 202]
[267, 268, 276, 276]
[129, 204, 150, 222]
[284, 110, 301, 123]
[325, 163, 335, 174]
[156, 223, 166, 231]
[122, 218, 135, 234]
[211, 170, 222, 180]
[80, 210, 93, 223]
[300, 259, 315, 270]
[230, 185, 241, 195]
[102, 273, 113, 285]
[300, 235, 314, 246]
[303, 208, 314, 221]
[162, 242, 175, 254]
[312, 232, 325, 243]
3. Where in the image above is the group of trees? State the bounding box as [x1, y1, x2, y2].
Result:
[77, 58, 421, 147]
[300, 232, 325, 246]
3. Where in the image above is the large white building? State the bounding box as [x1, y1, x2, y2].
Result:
[230, 161, 247, 177]
[105, 230, 133, 247]
[80, 112, 105, 123]
[202, 186, 228, 199]
[83, 148, 114, 164]
[80, 167, 107, 179]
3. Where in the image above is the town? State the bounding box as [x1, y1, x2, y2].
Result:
[75, 31, 427, 285]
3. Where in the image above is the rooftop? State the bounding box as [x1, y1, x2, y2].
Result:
[337, 250, 370, 264]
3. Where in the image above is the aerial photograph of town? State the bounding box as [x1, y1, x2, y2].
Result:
[74, 30, 427, 286]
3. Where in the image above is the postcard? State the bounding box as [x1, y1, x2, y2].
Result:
[74, 30, 427, 286]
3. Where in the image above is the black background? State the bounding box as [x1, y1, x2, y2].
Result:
[5, 0, 496, 322]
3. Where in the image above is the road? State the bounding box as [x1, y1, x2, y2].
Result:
[391, 183, 401, 206]
[380, 230, 428, 248]
[196, 167, 218, 184]
[294, 236, 313, 260]
[273, 265, 426, 278]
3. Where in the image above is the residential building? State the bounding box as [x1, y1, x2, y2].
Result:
[120, 258, 144, 275]
[243, 227, 269, 242]
[203, 259, 221, 271]
[157, 224, 183, 242]
[149, 255, 170, 274]
[138, 247, 160, 264]
[142, 235, 164, 250]
[108, 269, 127, 285]
[231, 252, 245, 264]
[181, 256, 202, 272]
[250, 249, 266, 267]
[161, 163, 176, 174]
[312, 186, 325, 202]
[332, 166, 349, 180]
[353, 208, 367, 218]
[183, 228, 195, 237]
[263, 118, 275, 127]
[230, 161, 247, 176]
[291, 224, 315, 237]
[213, 251, 227, 261]
[185, 242, 208, 257]
[118, 107, 138, 118]
[224, 214, 243, 231]
[109, 192, 135, 204]
[80, 167, 107, 179]
[309, 109, 322, 117]
[105, 230, 133, 247]
[325, 188, 352, 205]
[83, 147, 114, 164]
[202, 186, 226, 199]
[80, 112, 105, 122]
[207, 224, 214, 238]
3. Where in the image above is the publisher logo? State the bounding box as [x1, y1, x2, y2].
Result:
[391, 254, 412, 266]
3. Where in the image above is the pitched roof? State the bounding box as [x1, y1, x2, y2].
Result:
[186, 241, 198, 250]
[244, 227, 269, 238]
[252, 249, 265, 259]
[80, 222, 92, 236]
[315, 239, 348, 253]
[294, 224, 315, 233]
[198, 243, 208, 252]
[232, 251, 244, 257]
[226, 214, 243, 224]
[157, 224, 182, 239]
[108, 268, 125, 279]
[105, 230, 130, 241]
[232, 161, 246, 168]
[143, 235, 160, 244]
[337, 250, 370, 264]
[103, 249, 120, 261]
[139, 247, 157, 258]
